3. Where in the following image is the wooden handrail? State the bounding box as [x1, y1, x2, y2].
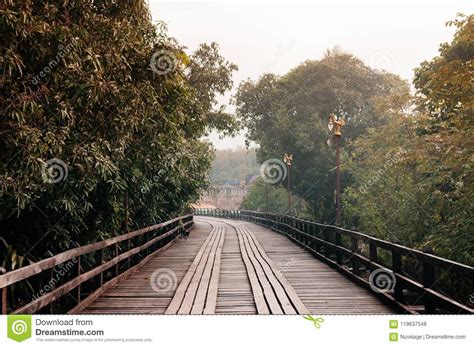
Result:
[198, 209, 472, 276]
[0, 214, 194, 314]
[195, 208, 474, 314]
[0, 214, 192, 289]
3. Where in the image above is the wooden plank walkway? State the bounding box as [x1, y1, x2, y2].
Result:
[79, 217, 395, 314]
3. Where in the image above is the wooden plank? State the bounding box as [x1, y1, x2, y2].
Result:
[80, 217, 404, 315]
[239, 227, 295, 314]
[2, 287, 6, 314]
[69, 236, 180, 314]
[213, 220, 256, 314]
[203, 227, 226, 314]
[0, 216, 193, 289]
[165, 225, 217, 314]
[235, 226, 270, 314]
[266, 224, 407, 314]
[178, 227, 220, 314]
[81, 222, 211, 314]
[204, 217, 307, 314]
[253, 216, 473, 276]
[240, 226, 309, 314]
[191, 227, 224, 314]
[15, 223, 190, 314]
[236, 226, 282, 314]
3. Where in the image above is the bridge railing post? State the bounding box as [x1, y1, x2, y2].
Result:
[286, 221, 291, 236]
[301, 221, 307, 245]
[50, 268, 56, 314]
[323, 227, 331, 259]
[369, 241, 378, 263]
[75, 256, 82, 304]
[300, 221, 305, 243]
[422, 248, 436, 313]
[351, 237, 360, 275]
[114, 243, 120, 277]
[335, 229, 342, 265]
[95, 248, 104, 289]
[314, 225, 322, 253]
[392, 248, 404, 303]
[1, 286, 7, 314]
[294, 220, 300, 242]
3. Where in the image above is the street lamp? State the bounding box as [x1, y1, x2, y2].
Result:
[283, 153, 293, 215]
[328, 114, 345, 226]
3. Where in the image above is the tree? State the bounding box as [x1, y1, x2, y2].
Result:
[240, 178, 312, 218]
[0, 0, 237, 265]
[344, 14, 473, 266]
[187, 42, 239, 136]
[235, 50, 410, 222]
[209, 147, 259, 185]
[413, 14, 473, 133]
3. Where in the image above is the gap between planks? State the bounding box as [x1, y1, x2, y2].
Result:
[165, 223, 225, 314]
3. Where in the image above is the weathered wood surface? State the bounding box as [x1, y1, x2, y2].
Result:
[80, 217, 395, 314]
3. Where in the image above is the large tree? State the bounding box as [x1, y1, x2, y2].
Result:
[344, 14, 473, 266]
[0, 0, 237, 267]
[235, 49, 410, 222]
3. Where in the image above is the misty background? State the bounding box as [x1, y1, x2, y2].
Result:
[151, 0, 472, 149]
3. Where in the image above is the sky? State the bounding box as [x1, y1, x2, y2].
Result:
[149, 0, 472, 149]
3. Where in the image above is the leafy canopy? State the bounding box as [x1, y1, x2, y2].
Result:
[0, 0, 237, 264]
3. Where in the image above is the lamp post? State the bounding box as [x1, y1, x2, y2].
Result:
[328, 114, 345, 226]
[283, 153, 293, 215]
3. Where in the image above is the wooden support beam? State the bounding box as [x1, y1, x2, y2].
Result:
[423, 248, 436, 314]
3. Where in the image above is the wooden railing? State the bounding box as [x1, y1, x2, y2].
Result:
[0, 214, 193, 314]
[195, 209, 474, 314]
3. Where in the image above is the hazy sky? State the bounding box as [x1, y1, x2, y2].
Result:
[149, 0, 472, 149]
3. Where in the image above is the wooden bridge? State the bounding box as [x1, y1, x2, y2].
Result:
[1, 210, 472, 315]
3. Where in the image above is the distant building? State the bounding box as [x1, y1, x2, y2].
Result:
[195, 184, 252, 210]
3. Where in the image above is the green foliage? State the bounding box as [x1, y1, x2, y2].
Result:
[209, 147, 259, 185]
[235, 49, 410, 223]
[413, 14, 473, 133]
[235, 15, 473, 268]
[344, 14, 473, 266]
[188, 42, 239, 136]
[0, 1, 237, 260]
[240, 178, 312, 218]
